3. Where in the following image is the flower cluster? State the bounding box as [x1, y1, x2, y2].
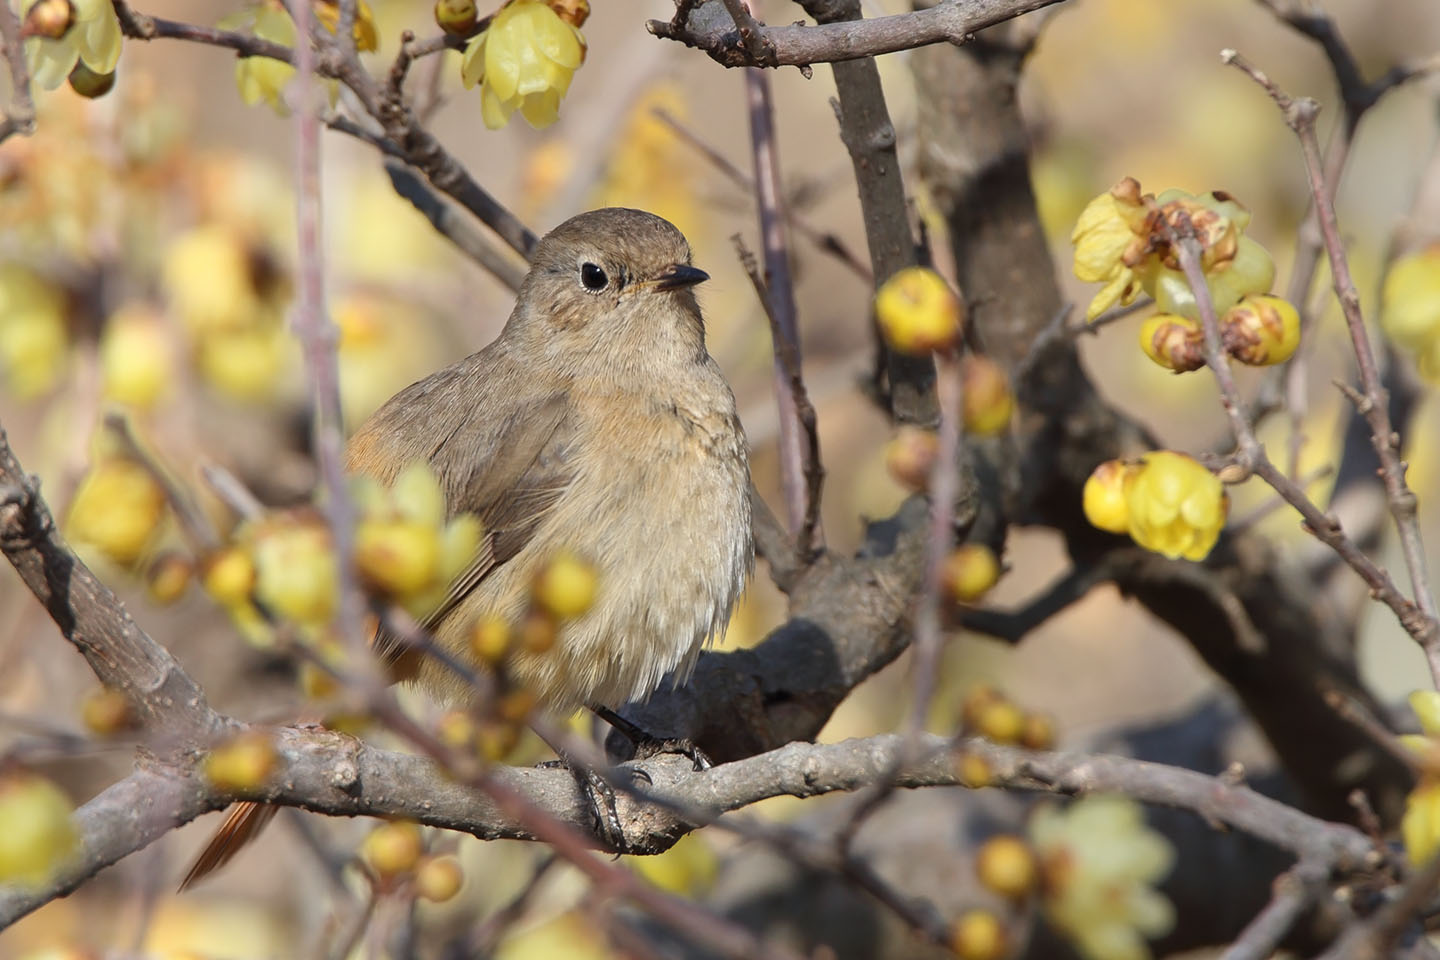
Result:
[1030, 795, 1176, 960]
[961, 685, 1056, 750]
[1084, 451, 1228, 561]
[460, 0, 589, 130]
[1381, 245, 1440, 382]
[1072, 177, 1275, 323]
[1139, 293, 1300, 373]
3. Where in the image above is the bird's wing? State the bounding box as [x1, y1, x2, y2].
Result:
[345, 348, 579, 667]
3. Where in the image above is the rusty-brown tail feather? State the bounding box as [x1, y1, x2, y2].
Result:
[178, 801, 280, 892]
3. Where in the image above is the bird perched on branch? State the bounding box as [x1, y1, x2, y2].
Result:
[182, 207, 752, 887]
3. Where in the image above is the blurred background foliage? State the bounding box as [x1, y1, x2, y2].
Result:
[1, 0, 1438, 956]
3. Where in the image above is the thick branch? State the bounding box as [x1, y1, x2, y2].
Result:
[0, 427, 216, 737]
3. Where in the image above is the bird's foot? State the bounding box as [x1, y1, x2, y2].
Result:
[536, 756, 628, 851]
[593, 706, 713, 771]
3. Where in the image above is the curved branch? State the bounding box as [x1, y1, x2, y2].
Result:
[648, 0, 1067, 69]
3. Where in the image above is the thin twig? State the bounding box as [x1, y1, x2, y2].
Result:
[103, 412, 219, 553]
[1219, 859, 1328, 960]
[744, 69, 821, 555]
[1222, 48, 1440, 668]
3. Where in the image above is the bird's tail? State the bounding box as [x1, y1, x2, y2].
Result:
[177, 801, 280, 892]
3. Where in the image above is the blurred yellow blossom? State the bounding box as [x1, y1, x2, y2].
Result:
[67, 458, 167, 566]
[533, 552, 597, 620]
[250, 512, 339, 626]
[352, 462, 481, 616]
[23, 0, 121, 91]
[1381, 246, 1440, 381]
[100, 303, 174, 409]
[461, 0, 587, 130]
[594, 83, 698, 239]
[0, 772, 77, 887]
[1401, 690, 1440, 865]
[163, 224, 268, 334]
[0, 265, 68, 398]
[224, 0, 378, 113]
[1031, 794, 1175, 960]
[197, 326, 295, 401]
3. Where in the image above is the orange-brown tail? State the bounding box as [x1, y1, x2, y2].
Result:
[178, 801, 280, 892]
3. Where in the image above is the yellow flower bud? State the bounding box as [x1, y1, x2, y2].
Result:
[363, 821, 423, 878]
[975, 699, 1025, 744]
[884, 426, 939, 492]
[1138, 313, 1205, 373]
[461, 0, 587, 130]
[356, 520, 442, 597]
[434, 0, 477, 34]
[100, 304, 172, 408]
[145, 550, 193, 606]
[469, 615, 512, 666]
[204, 731, 278, 792]
[1082, 459, 1136, 535]
[80, 687, 133, 736]
[22, 0, 74, 39]
[1020, 713, 1056, 751]
[533, 553, 597, 620]
[950, 909, 1008, 960]
[202, 547, 256, 606]
[955, 751, 993, 789]
[874, 267, 963, 355]
[1124, 451, 1228, 561]
[519, 610, 558, 654]
[961, 355, 1014, 435]
[415, 855, 464, 902]
[975, 835, 1039, 901]
[1222, 294, 1300, 366]
[960, 684, 1006, 731]
[0, 772, 77, 887]
[67, 459, 166, 566]
[437, 710, 476, 750]
[943, 543, 1001, 604]
[475, 721, 520, 763]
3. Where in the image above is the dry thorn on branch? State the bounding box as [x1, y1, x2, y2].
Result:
[648, 0, 1066, 69]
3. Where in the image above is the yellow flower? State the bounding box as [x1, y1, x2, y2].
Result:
[1222, 294, 1300, 367]
[0, 265, 68, 398]
[1382, 246, 1440, 381]
[198, 326, 294, 401]
[0, 772, 77, 888]
[960, 354, 1014, 435]
[533, 552, 598, 620]
[1030, 795, 1175, 960]
[250, 512, 339, 625]
[24, 0, 121, 91]
[100, 303, 173, 409]
[461, 0, 587, 130]
[162, 224, 262, 334]
[1071, 177, 1149, 321]
[67, 458, 167, 566]
[312, 0, 379, 52]
[874, 266, 964, 355]
[942, 544, 1001, 603]
[1123, 451, 1227, 561]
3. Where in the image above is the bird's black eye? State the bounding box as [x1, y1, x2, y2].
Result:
[580, 262, 608, 291]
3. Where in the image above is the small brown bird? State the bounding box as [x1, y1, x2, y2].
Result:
[183, 207, 752, 885]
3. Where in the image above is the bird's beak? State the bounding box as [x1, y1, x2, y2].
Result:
[653, 264, 710, 291]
